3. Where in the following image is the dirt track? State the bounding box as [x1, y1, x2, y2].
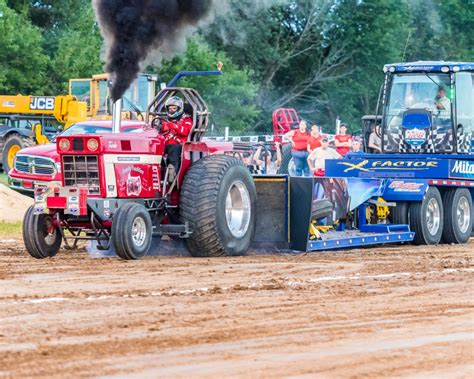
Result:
[1, 238, 473, 378]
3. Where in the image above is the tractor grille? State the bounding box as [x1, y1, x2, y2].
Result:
[14, 155, 55, 176]
[63, 155, 100, 195]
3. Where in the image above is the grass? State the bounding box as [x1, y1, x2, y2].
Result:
[0, 221, 22, 238]
[1, 173, 22, 238]
[0, 173, 8, 186]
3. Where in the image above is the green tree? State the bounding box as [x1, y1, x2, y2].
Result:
[321, 0, 411, 131]
[7, 0, 92, 56]
[156, 38, 260, 135]
[206, 1, 355, 132]
[0, 0, 48, 93]
[50, 2, 104, 92]
[405, 0, 474, 61]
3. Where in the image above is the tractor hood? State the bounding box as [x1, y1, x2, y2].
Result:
[16, 143, 59, 161]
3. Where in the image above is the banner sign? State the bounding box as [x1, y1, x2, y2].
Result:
[449, 160, 474, 180]
[326, 157, 450, 179]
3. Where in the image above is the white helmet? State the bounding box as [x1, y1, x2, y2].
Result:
[165, 96, 184, 120]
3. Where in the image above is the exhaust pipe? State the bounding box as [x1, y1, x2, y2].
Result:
[112, 98, 122, 133]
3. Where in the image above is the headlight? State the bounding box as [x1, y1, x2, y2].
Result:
[59, 139, 70, 152]
[87, 138, 99, 152]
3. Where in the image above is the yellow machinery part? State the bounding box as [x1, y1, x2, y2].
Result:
[366, 205, 374, 223]
[7, 144, 21, 170]
[34, 124, 49, 145]
[376, 197, 390, 221]
[309, 222, 322, 240]
[309, 222, 335, 240]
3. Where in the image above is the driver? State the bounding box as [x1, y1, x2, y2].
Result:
[435, 87, 451, 114]
[161, 96, 193, 181]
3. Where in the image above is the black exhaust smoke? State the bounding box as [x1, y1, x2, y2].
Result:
[93, 0, 213, 102]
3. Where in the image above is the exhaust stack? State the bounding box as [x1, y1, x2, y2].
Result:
[112, 98, 122, 133]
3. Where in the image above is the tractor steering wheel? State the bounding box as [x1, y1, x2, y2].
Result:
[151, 117, 162, 132]
[151, 112, 169, 132]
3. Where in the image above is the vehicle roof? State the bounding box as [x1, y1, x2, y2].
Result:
[73, 120, 146, 127]
[384, 61, 474, 73]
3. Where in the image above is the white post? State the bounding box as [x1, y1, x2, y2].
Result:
[335, 116, 341, 135]
[224, 126, 229, 141]
[112, 98, 122, 134]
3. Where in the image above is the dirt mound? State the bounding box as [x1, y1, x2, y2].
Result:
[0, 184, 32, 222]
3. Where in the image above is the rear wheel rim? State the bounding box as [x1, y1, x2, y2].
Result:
[225, 181, 251, 238]
[131, 217, 147, 247]
[426, 198, 441, 236]
[41, 216, 57, 246]
[7, 145, 21, 169]
[456, 196, 470, 234]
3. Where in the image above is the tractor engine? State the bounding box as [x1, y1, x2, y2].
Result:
[34, 129, 166, 218]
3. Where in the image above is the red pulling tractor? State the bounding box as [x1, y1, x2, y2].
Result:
[25, 87, 257, 259]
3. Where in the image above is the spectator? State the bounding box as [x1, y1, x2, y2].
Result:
[307, 137, 342, 176]
[308, 124, 322, 152]
[368, 125, 382, 153]
[335, 123, 352, 156]
[253, 142, 282, 175]
[241, 152, 253, 166]
[350, 139, 364, 155]
[284, 120, 310, 176]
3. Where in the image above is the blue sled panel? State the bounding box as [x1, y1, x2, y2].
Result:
[307, 231, 414, 251]
[359, 224, 410, 233]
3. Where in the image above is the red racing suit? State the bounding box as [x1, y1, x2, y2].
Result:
[162, 117, 193, 145]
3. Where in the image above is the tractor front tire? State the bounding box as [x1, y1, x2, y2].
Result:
[1, 135, 34, 172]
[112, 203, 153, 260]
[23, 206, 62, 259]
[441, 188, 472, 244]
[409, 187, 444, 245]
[180, 155, 257, 257]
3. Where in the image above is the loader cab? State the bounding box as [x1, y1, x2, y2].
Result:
[381, 62, 474, 154]
[69, 73, 157, 119]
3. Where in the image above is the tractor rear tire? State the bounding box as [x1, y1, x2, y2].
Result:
[180, 155, 257, 257]
[390, 201, 409, 225]
[1, 135, 34, 173]
[23, 206, 62, 259]
[112, 203, 153, 260]
[441, 188, 472, 244]
[409, 187, 444, 245]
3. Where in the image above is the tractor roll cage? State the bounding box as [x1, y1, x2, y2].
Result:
[146, 87, 210, 143]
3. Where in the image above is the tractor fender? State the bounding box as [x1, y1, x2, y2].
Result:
[0, 125, 34, 140]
